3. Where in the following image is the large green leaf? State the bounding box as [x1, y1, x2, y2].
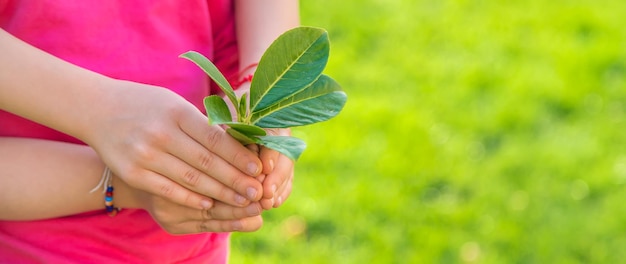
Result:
[204, 95, 232, 125]
[256, 136, 307, 161]
[251, 75, 347, 128]
[180, 51, 238, 107]
[249, 27, 329, 113]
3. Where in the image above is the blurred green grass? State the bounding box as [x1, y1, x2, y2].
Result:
[231, 0, 626, 263]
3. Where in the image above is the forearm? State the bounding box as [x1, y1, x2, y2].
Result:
[235, 0, 300, 74]
[0, 29, 113, 142]
[0, 137, 140, 221]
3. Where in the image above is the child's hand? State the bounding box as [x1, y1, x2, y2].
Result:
[87, 79, 265, 211]
[142, 193, 264, 234]
[258, 128, 295, 210]
[116, 177, 264, 234]
[233, 85, 295, 210]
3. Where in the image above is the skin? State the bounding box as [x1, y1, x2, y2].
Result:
[235, 0, 300, 210]
[0, 0, 299, 234]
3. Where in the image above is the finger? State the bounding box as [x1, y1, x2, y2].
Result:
[164, 128, 264, 202]
[191, 215, 264, 234]
[261, 153, 294, 200]
[202, 215, 264, 233]
[161, 215, 263, 235]
[179, 115, 263, 177]
[149, 152, 254, 207]
[196, 201, 262, 221]
[260, 198, 274, 211]
[273, 177, 293, 208]
[273, 155, 294, 208]
[246, 143, 260, 154]
[121, 169, 213, 210]
[258, 128, 288, 175]
[261, 163, 293, 210]
[259, 147, 280, 175]
[256, 174, 266, 183]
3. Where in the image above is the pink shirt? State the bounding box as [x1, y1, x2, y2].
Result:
[0, 1, 239, 262]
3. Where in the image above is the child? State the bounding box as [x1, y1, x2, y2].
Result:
[0, 0, 298, 262]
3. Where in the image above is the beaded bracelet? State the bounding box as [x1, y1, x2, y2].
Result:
[104, 180, 120, 217]
[90, 167, 121, 217]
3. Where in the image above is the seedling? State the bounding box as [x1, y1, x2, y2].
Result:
[180, 27, 347, 160]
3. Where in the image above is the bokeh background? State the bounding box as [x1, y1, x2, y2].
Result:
[231, 0, 626, 263]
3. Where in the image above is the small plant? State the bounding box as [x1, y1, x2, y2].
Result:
[180, 27, 347, 160]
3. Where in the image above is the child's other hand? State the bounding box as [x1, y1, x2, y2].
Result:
[258, 128, 295, 210]
[140, 193, 264, 234]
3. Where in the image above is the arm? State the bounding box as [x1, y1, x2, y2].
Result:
[0, 28, 263, 209]
[0, 137, 132, 220]
[0, 29, 265, 209]
[0, 28, 265, 232]
[235, 0, 300, 75]
[234, 0, 300, 209]
[0, 137, 264, 233]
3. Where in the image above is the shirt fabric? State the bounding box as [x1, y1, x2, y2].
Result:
[0, 1, 240, 263]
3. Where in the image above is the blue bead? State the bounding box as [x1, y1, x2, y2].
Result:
[105, 197, 113, 202]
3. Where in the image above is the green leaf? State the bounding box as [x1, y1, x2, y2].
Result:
[226, 128, 258, 145]
[251, 75, 347, 128]
[257, 136, 307, 161]
[182, 27, 346, 164]
[204, 95, 232, 125]
[238, 92, 248, 122]
[180, 51, 238, 108]
[249, 27, 330, 113]
[225, 123, 267, 137]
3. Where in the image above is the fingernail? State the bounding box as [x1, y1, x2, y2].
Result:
[200, 199, 212, 209]
[248, 162, 259, 175]
[276, 196, 283, 207]
[269, 159, 275, 171]
[232, 221, 243, 231]
[247, 187, 258, 200]
[235, 194, 247, 205]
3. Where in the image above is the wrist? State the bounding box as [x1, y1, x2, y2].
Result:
[76, 77, 124, 145]
[111, 171, 146, 210]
